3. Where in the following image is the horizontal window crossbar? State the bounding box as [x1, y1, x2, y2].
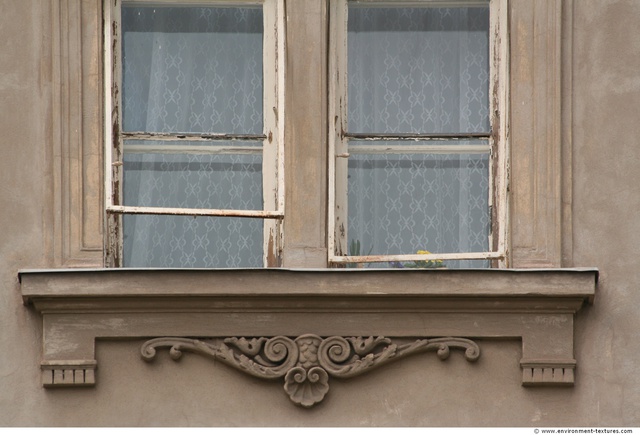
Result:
[107, 205, 283, 219]
[345, 133, 491, 141]
[341, 144, 490, 156]
[121, 1, 265, 8]
[331, 252, 504, 264]
[122, 132, 267, 141]
[348, 1, 489, 8]
[123, 144, 263, 155]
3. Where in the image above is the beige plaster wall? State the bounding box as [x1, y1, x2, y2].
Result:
[0, 0, 639, 427]
[0, 0, 54, 426]
[571, 0, 640, 425]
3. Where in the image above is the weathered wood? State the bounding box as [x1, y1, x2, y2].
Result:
[106, 205, 284, 219]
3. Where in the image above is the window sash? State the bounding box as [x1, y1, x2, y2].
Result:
[104, 0, 286, 266]
[328, 0, 509, 266]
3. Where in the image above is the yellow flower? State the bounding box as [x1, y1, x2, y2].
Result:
[414, 249, 444, 267]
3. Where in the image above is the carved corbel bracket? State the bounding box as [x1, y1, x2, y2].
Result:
[140, 335, 480, 407]
[520, 359, 576, 386]
[41, 360, 97, 388]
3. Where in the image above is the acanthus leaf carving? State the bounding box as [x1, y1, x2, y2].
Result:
[140, 335, 480, 407]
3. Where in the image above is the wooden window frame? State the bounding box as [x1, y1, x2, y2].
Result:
[327, 0, 510, 267]
[103, 0, 286, 267]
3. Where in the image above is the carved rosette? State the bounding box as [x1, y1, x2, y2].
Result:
[141, 335, 480, 407]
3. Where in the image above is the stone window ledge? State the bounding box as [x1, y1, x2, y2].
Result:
[20, 268, 597, 406]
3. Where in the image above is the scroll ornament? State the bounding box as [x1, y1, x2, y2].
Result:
[141, 335, 480, 407]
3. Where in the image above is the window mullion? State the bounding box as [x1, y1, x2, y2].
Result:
[104, 0, 123, 267]
[262, 0, 285, 265]
[328, 0, 349, 259]
[490, 0, 509, 267]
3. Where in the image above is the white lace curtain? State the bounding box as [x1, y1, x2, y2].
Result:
[120, 5, 490, 268]
[346, 6, 491, 268]
[121, 6, 264, 267]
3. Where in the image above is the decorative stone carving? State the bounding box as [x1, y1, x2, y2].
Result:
[20, 268, 597, 393]
[140, 335, 480, 407]
[520, 360, 576, 386]
[41, 360, 97, 388]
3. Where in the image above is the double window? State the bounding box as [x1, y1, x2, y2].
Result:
[105, 0, 508, 269]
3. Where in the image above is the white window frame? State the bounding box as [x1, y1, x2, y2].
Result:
[328, 0, 510, 267]
[103, 0, 286, 267]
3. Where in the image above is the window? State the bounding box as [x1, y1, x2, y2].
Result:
[25, 0, 594, 398]
[104, 0, 285, 268]
[328, 0, 509, 268]
[104, 0, 506, 270]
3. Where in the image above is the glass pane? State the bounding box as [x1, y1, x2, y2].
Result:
[348, 6, 490, 134]
[123, 140, 263, 210]
[123, 215, 263, 268]
[347, 146, 490, 267]
[122, 6, 263, 134]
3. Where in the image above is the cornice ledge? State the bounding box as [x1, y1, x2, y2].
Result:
[19, 268, 597, 395]
[20, 267, 597, 309]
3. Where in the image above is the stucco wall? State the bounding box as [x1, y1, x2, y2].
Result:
[0, 0, 54, 426]
[571, 0, 640, 425]
[0, 0, 639, 426]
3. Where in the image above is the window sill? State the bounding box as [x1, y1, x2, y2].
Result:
[20, 268, 597, 407]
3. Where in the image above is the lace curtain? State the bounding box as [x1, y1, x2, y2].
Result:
[119, 5, 490, 268]
[346, 6, 491, 268]
[121, 6, 264, 267]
